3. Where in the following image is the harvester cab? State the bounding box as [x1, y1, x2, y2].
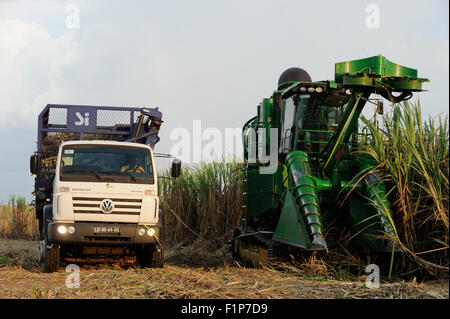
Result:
[234, 55, 428, 266]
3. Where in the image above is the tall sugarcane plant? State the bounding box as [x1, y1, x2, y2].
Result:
[358, 101, 449, 276]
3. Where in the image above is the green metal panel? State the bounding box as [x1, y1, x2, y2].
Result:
[246, 165, 284, 217]
[342, 74, 374, 86]
[246, 169, 276, 217]
[335, 54, 428, 91]
[273, 190, 311, 249]
[336, 54, 417, 80]
[257, 98, 275, 126]
[379, 77, 425, 91]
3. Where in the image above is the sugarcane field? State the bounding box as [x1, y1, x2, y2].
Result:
[0, 0, 448, 312]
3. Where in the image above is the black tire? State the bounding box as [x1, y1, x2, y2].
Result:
[137, 244, 164, 268]
[151, 244, 164, 268]
[231, 228, 241, 261]
[41, 205, 52, 241]
[39, 208, 60, 273]
[41, 240, 60, 273]
[159, 209, 165, 243]
[38, 221, 44, 241]
[137, 246, 152, 268]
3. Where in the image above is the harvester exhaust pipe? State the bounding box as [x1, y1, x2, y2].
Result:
[286, 151, 328, 251]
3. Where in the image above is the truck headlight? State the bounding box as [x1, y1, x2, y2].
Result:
[138, 228, 146, 236]
[57, 225, 67, 234]
[67, 226, 75, 234]
[147, 228, 155, 237]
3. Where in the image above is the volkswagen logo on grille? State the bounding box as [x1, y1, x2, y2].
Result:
[100, 199, 114, 214]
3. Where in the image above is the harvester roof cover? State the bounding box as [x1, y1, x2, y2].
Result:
[334, 54, 429, 91]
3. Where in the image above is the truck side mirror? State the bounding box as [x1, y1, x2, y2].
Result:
[171, 158, 181, 178]
[30, 154, 38, 175]
[376, 100, 384, 115]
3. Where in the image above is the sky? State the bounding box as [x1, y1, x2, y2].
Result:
[0, 0, 448, 203]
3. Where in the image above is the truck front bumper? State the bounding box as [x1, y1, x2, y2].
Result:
[47, 222, 161, 245]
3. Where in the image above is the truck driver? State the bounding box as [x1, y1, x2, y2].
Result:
[120, 155, 145, 173]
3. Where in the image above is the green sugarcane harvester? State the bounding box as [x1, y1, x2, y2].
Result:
[231, 55, 428, 266]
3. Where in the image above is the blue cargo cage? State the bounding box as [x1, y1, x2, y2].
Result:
[32, 104, 163, 221]
[37, 104, 162, 171]
[37, 104, 162, 152]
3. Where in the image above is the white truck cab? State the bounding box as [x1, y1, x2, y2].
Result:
[42, 140, 165, 270]
[53, 140, 159, 225]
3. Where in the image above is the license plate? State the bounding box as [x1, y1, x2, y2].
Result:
[93, 226, 120, 234]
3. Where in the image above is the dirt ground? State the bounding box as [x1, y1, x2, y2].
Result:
[0, 239, 448, 299]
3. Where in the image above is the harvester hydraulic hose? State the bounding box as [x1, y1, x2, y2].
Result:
[286, 151, 328, 251]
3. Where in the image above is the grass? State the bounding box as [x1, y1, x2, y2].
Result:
[357, 101, 449, 278]
[158, 159, 244, 246]
[0, 239, 39, 269]
[0, 255, 14, 267]
[0, 196, 39, 240]
[0, 238, 447, 299]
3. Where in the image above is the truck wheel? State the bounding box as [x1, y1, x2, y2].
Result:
[151, 244, 164, 268]
[137, 246, 152, 268]
[40, 240, 60, 273]
[138, 244, 164, 268]
[231, 228, 241, 261]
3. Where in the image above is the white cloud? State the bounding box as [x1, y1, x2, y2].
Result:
[0, 19, 77, 126]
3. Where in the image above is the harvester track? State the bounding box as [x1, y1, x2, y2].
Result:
[233, 231, 287, 267]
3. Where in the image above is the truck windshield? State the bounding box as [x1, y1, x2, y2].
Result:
[60, 145, 154, 184]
